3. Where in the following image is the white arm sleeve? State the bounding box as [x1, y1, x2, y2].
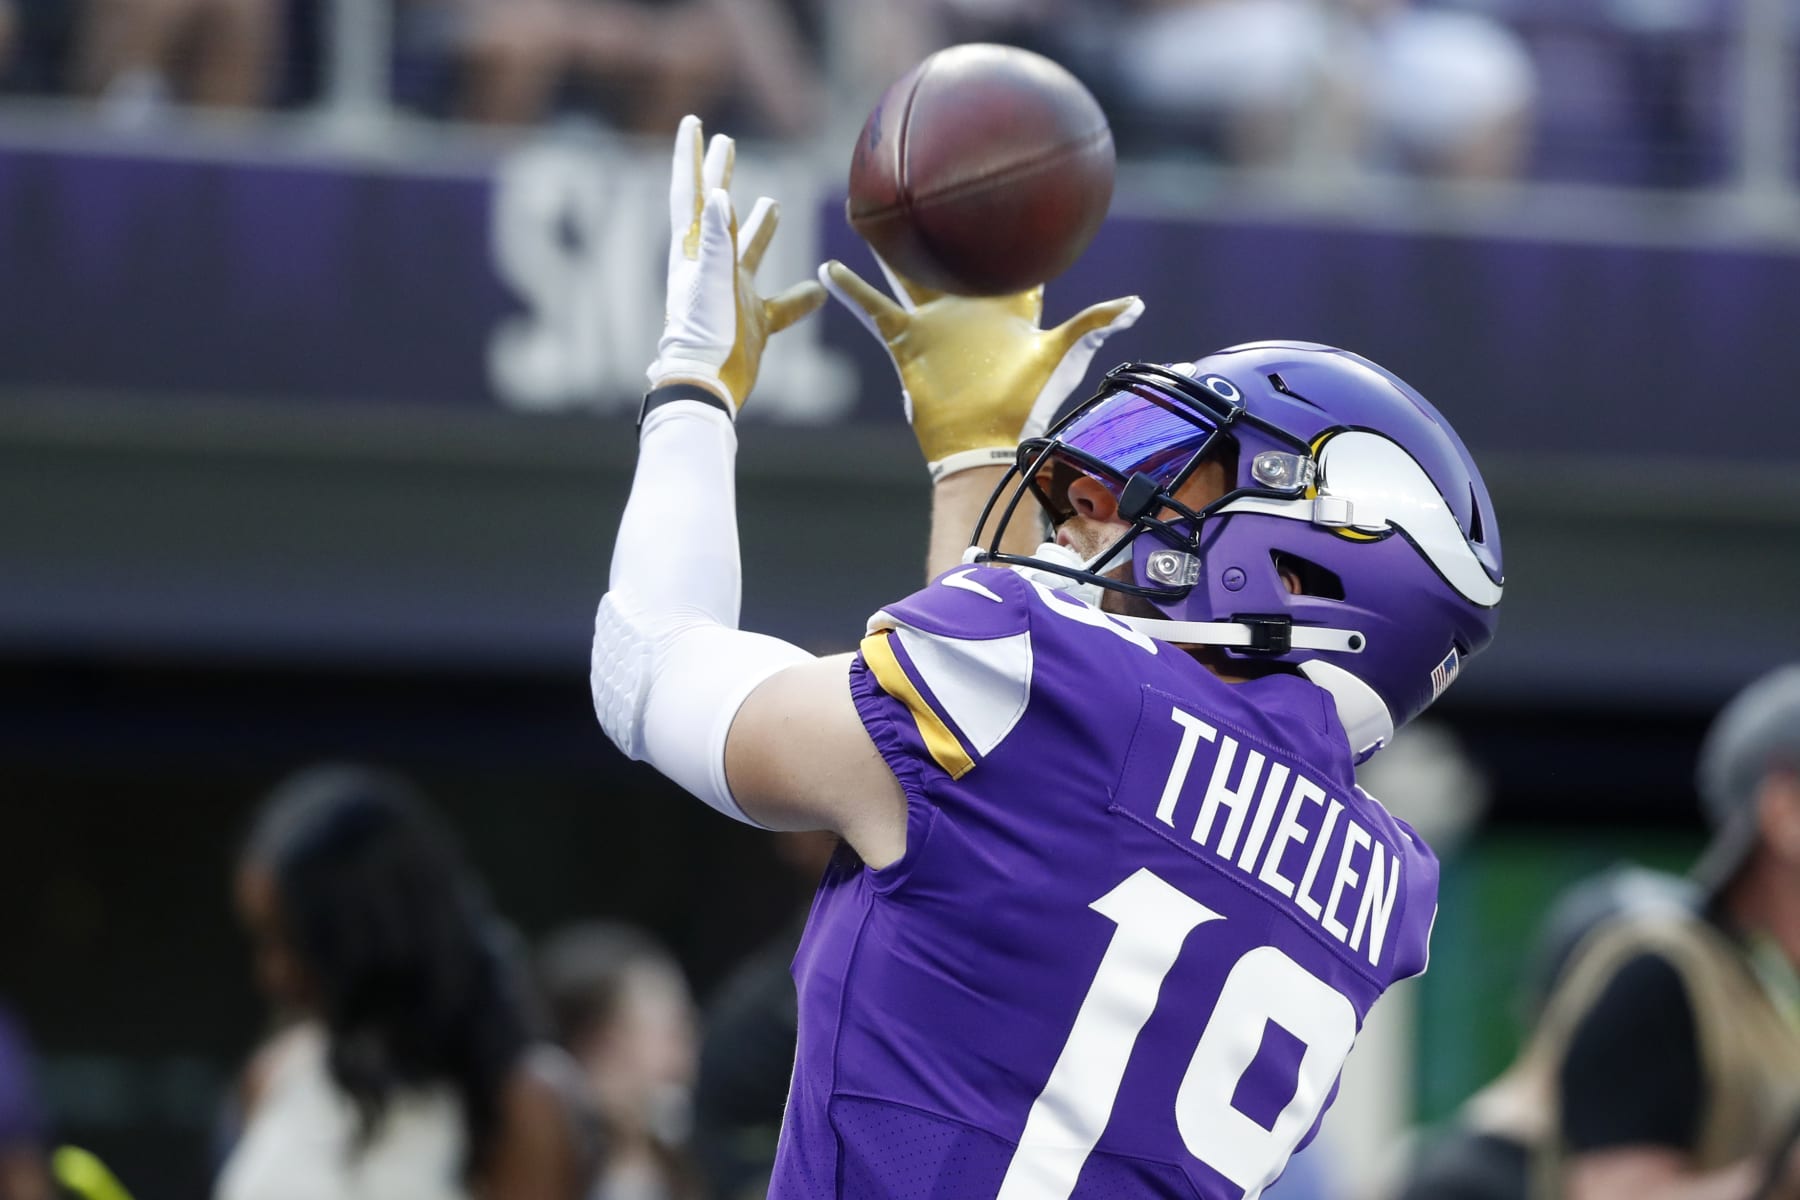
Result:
[591, 400, 814, 823]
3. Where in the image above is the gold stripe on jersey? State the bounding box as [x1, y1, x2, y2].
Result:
[860, 630, 975, 779]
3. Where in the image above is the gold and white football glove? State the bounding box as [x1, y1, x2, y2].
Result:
[646, 115, 826, 415]
[819, 257, 1143, 480]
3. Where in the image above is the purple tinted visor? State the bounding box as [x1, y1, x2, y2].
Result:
[1052, 380, 1224, 488]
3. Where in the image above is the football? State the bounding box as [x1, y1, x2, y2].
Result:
[846, 43, 1115, 296]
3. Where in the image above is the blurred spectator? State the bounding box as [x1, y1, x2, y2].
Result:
[1395, 865, 1698, 1200]
[401, 0, 824, 135]
[810, 0, 951, 115]
[1095, 0, 1336, 166]
[1402, 666, 1800, 1200]
[1093, 0, 1535, 180]
[538, 922, 703, 1200]
[689, 831, 838, 1200]
[0, 1003, 51, 1200]
[217, 765, 596, 1200]
[72, 0, 281, 121]
[1347, 0, 1538, 181]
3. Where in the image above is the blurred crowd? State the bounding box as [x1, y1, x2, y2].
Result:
[0, 766, 836, 1200]
[9, 672, 1800, 1200]
[0, 0, 1765, 186]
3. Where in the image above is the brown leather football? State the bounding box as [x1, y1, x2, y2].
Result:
[847, 43, 1115, 296]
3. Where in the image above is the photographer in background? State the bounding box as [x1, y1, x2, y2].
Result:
[1397, 866, 1698, 1200]
[1405, 667, 1800, 1200]
[1545, 667, 1800, 1200]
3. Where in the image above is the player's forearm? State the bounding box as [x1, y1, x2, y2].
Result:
[927, 465, 1041, 579]
[592, 398, 810, 822]
[608, 398, 742, 624]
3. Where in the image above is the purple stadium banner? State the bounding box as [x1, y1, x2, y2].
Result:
[1, 139, 1797, 464]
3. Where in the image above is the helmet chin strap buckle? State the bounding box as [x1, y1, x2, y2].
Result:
[1233, 614, 1292, 655]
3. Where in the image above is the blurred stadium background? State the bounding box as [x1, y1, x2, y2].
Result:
[1, 0, 1798, 1195]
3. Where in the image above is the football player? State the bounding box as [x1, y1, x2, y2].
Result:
[591, 117, 1504, 1199]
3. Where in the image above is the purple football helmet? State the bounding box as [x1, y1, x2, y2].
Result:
[974, 341, 1503, 760]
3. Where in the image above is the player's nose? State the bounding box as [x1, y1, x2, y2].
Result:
[1066, 474, 1123, 525]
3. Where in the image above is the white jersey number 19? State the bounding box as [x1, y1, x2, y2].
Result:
[997, 868, 1358, 1200]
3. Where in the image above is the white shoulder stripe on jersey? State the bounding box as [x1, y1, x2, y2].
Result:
[942, 567, 1005, 603]
[890, 625, 1034, 759]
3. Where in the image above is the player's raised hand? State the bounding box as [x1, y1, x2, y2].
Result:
[647, 115, 827, 413]
[820, 257, 1143, 480]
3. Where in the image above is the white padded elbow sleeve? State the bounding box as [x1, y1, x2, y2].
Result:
[592, 399, 814, 824]
[591, 591, 809, 824]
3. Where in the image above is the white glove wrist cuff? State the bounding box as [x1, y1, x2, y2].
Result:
[928, 445, 1016, 483]
[646, 362, 735, 409]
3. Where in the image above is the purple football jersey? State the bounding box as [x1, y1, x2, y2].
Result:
[769, 565, 1439, 1200]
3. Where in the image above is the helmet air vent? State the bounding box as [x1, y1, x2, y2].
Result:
[1467, 483, 1487, 544]
[1268, 373, 1320, 406]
